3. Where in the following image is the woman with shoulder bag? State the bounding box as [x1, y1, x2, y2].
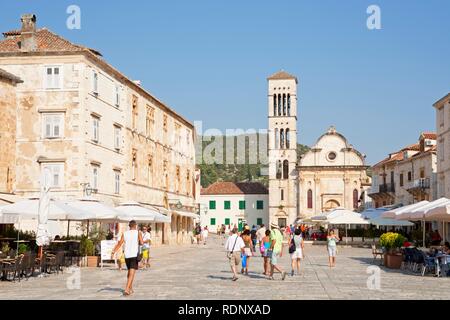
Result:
[289, 228, 304, 276]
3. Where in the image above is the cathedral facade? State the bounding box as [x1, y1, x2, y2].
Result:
[267, 71, 370, 226]
[297, 126, 371, 217]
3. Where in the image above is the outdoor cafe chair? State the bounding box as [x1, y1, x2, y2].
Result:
[1, 255, 24, 282]
[420, 252, 436, 277]
[54, 251, 65, 274]
[372, 244, 384, 264]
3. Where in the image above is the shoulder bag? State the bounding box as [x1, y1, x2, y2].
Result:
[136, 231, 143, 262]
[227, 236, 239, 259]
[288, 235, 296, 254]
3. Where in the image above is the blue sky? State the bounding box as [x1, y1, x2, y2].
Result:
[2, 0, 449, 164]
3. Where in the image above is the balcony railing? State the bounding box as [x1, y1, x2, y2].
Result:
[379, 183, 395, 193]
[369, 183, 395, 194]
[412, 178, 430, 189]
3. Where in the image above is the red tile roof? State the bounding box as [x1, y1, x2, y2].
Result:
[267, 70, 298, 83]
[0, 28, 102, 56]
[421, 132, 437, 140]
[201, 182, 268, 195]
[2, 30, 21, 37]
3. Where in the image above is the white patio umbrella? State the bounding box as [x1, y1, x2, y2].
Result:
[328, 211, 369, 244]
[397, 198, 450, 247]
[360, 207, 388, 219]
[368, 216, 414, 227]
[0, 198, 92, 243]
[66, 197, 121, 221]
[309, 207, 349, 223]
[66, 197, 122, 237]
[36, 177, 51, 248]
[381, 200, 429, 219]
[116, 201, 170, 223]
[0, 199, 92, 221]
[424, 204, 450, 243]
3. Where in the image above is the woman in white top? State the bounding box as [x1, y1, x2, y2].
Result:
[112, 220, 143, 296]
[202, 226, 209, 245]
[289, 228, 304, 276]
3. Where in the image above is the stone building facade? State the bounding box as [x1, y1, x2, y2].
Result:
[434, 93, 450, 198]
[369, 133, 437, 207]
[298, 126, 371, 216]
[0, 69, 22, 194]
[0, 14, 199, 245]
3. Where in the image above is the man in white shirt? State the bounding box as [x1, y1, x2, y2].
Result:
[112, 220, 143, 296]
[224, 227, 245, 281]
[140, 226, 151, 269]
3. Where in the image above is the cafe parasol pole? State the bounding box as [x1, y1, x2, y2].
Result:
[36, 170, 51, 259]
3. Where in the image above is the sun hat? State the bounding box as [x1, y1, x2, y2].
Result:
[270, 222, 279, 229]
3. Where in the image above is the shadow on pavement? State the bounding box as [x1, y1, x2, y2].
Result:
[97, 287, 124, 293]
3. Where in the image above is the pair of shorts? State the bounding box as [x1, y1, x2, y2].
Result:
[229, 251, 241, 267]
[125, 257, 139, 270]
[270, 252, 280, 265]
[142, 248, 149, 259]
[328, 246, 337, 257]
[291, 248, 303, 260]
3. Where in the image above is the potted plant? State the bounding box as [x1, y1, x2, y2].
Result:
[80, 237, 98, 267]
[380, 232, 406, 269]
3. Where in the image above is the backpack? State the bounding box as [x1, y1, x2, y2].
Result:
[288, 235, 296, 254]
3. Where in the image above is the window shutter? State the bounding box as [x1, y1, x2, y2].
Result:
[52, 165, 60, 187]
[53, 115, 61, 137]
[53, 67, 60, 88]
[45, 115, 52, 137]
[45, 68, 52, 88]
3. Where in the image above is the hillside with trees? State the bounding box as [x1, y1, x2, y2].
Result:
[197, 134, 310, 188]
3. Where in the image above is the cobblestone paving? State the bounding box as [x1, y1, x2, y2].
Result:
[1, 235, 449, 300]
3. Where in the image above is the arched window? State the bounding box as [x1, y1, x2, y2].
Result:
[274, 128, 279, 149]
[283, 160, 289, 179]
[283, 94, 287, 115]
[276, 160, 282, 179]
[277, 94, 282, 116]
[280, 129, 285, 148]
[273, 95, 277, 116]
[287, 94, 291, 116]
[353, 189, 359, 209]
[286, 128, 290, 149]
[307, 189, 313, 209]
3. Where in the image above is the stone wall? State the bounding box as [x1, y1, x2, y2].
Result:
[0, 77, 18, 193]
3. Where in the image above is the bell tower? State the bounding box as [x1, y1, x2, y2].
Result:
[267, 71, 298, 227]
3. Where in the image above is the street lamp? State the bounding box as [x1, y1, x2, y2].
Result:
[81, 183, 96, 197]
[169, 199, 183, 210]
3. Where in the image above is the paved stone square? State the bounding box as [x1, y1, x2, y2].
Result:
[1, 235, 449, 300]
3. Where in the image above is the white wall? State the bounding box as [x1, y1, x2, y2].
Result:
[199, 194, 269, 233]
